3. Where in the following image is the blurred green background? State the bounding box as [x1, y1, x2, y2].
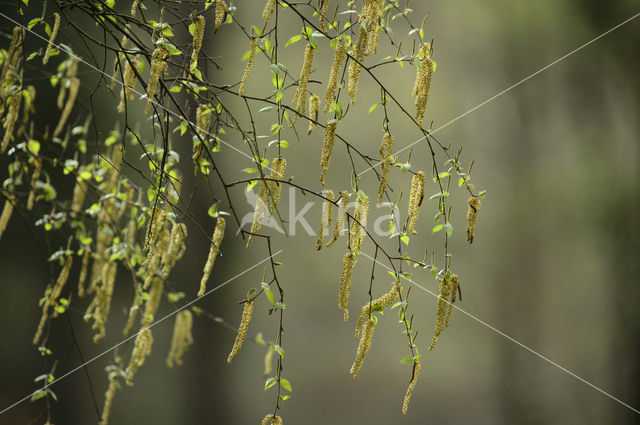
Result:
[1, 1, 639, 424]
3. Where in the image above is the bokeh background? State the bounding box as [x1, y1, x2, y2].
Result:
[1, 1, 639, 424]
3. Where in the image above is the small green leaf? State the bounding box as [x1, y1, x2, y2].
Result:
[432, 224, 443, 233]
[280, 378, 292, 392]
[400, 234, 410, 246]
[368, 103, 379, 114]
[444, 223, 453, 236]
[264, 377, 277, 391]
[274, 345, 285, 358]
[285, 34, 302, 47]
[400, 356, 414, 364]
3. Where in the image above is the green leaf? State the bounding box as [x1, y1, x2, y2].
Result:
[400, 234, 410, 246]
[207, 203, 219, 217]
[285, 34, 302, 47]
[432, 224, 443, 233]
[264, 377, 277, 390]
[280, 378, 292, 392]
[400, 356, 414, 364]
[444, 223, 453, 236]
[274, 345, 284, 358]
[368, 103, 379, 114]
[188, 23, 196, 36]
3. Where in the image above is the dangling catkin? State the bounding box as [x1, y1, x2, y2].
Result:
[466, 196, 481, 243]
[125, 328, 153, 385]
[412, 42, 433, 128]
[326, 190, 348, 247]
[292, 44, 315, 124]
[364, 0, 384, 56]
[377, 132, 393, 203]
[350, 317, 376, 378]
[0, 194, 15, 240]
[247, 158, 286, 249]
[167, 310, 194, 367]
[407, 171, 425, 234]
[117, 57, 139, 113]
[42, 13, 60, 65]
[347, 27, 368, 104]
[262, 414, 283, 425]
[401, 361, 421, 414]
[53, 59, 79, 137]
[143, 228, 169, 289]
[324, 39, 347, 112]
[85, 261, 117, 343]
[445, 274, 459, 328]
[77, 248, 91, 298]
[99, 376, 118, 425]
[354, 283, 401, 340]
[130, 0, 141, 17]
[262, 0, 276, 22]
[33, 254, 73, 345]
[263, 343, 275, 376]
[199, 217, 225, 296]
[429, 275, 454, 351]
[339, 252, 354, 321]
[316, 190, 334, 250]
[319, 0, 330, 34]
[145, 47, 169, 114]
[349, 194, 369, 253]
[308, 94, 320, 134]
[320, 119, 336, 186]
[141, 277, 163, 326]
[214, 0, 229, 32]
[71, 175, 88, 215]
[26, 157, 42, 210]
[238, 38, 257, 96]
[190, 15, 205, 72]
[227, 300, 254, 363]
[162, 222, 187, 277]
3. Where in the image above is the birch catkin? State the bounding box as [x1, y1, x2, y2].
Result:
[33, 254, 73, 345]
[99, 375, 118, 425]
[445, 274, 459, 328]
[308, 94, 320, 134]
[238, 38, 257, 96]
[125, 328, 153, 385]
[320, 119, 336, 186]
[43, 13, 60, 65]
[199, 217, 225, 296]
[407, 171, 425, 234]
[350, 317, 376, 378]
[402, 361, 421, 414]
[215, 0, 229, 32]
[339, 252, 354, 321]
[319, 0, 330, 34]
[0, 194, 15, 240]
[354, 283, 401, 340]
[262, 0, 276, 22]
[377, 132, 393, 203]
[347, 27, 368, 104]
[190, 16, 205, 71]
[316, 190, 334, 250]
[77, 248, 91, 298]
[292, 44, 315, 123]
[466, 196, 481, 243]
[429, 275, 454, 351]
[53, 59, 80, 137]
[413, 43, 433, 128]
[145, 47, 169, 114]
[349, 194, 369, 253]
[247, 158, 286, 249]
[326, 190, 348, 247]
[167, 310, 194, 367]
[227, 300, 254, 363]
[262, 414, 283, 425]
[324, 39, 347, 112]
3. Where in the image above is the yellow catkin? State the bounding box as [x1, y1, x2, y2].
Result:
[263, 343, 275, 376]
[167, 310, 194, 367]
[354, 283, 401, 340]
[141, 277, 163, 326]
[377, 132, 393, 203]
[292, 44, 315, 124]
[143, 228, 169, 289]
[324, 39, 347, 112]
[145, 47, 169, 114]
[350, 317, 376, 378]
[43, 13, 60, 65]
[262, 0, 276, 22]
[349, 194, 369, 253]
[53, 59, 79, 137]
[429, 275, 453, 351]
[363, 0, 384, 56]
[319, 0, 330, 34]
[122, 283, 142, 337]
[326, 191, 348, 247]
[261, 414, 283, 425]
[445, 274, 459, 328]
[215, 0, 229, 32]
[247, 158, 286, 249]
[130, 0, 141, 17]
[117, 57, 139, 113]
[125, 328, 153, 385]
[2, 91, 22, 153]
[199, 217, 225, 296]
[162, 222, 187, 277]
[347, 27, 368, 104]
[33, 254, 73, 345]
[71, 175, 88, 216]
[307, 94, 320, 134]
[238, 38, 257, 96]
[466, 196, 481, 243]
[26, 157, 42, 210]
[402, 361, 421, 414]
[316, 190, 334, 250]
[413, 43, 433, 128]
[0, 194, 15, 240]
[407, 171, 425, 234]
[227, 300, 254, 363]
[319, 119, 336, 186]
[144, 208, 165, 254]
[85, 261, 117, 343]
[77, 248, 91, 298]
[190, 15, 205, 72]
[339, 252, 354, 321]
[99, 376, 118, 425]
